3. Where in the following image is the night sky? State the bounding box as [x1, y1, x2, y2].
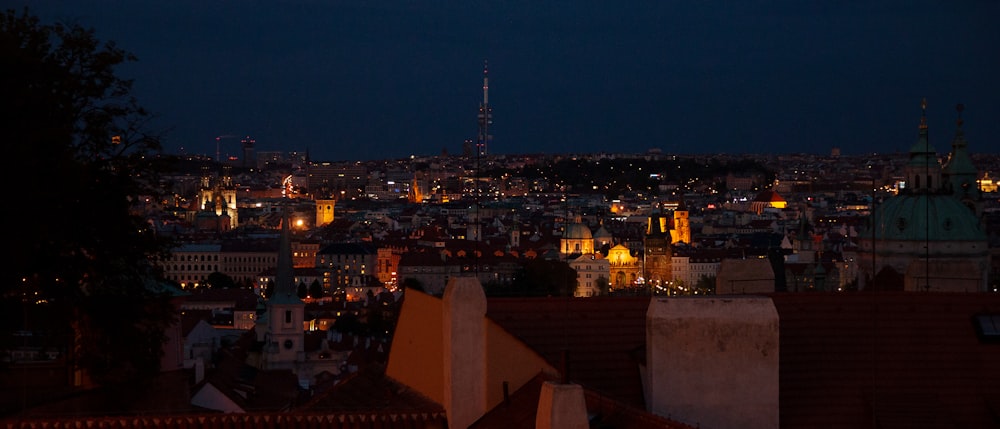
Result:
[14, 0, 1000, 162]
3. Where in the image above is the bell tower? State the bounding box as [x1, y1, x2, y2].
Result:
[644, 211, 672, 290]
[262, 203, 304, 370]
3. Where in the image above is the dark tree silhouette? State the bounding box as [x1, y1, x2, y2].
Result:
[333, 312, 362, 335]
[205, 272, 237, 289]
[400, 277, 425, 293]
[595, 275, 610, 296]
[308, 279, 323, 298]
[297, 282, 308, 299]
[695, 275, 717, 295]
[263, 279, 276, 298]
[2, 7, 175, 390]
[504, 259, 578, 297]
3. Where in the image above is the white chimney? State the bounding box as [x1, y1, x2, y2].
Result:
[535, 381, 588, 429]
[443, 276, 488, 429]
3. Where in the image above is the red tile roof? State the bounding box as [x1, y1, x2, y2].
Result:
[486, 296, 650, 409]
[769, 291, 1000, 429]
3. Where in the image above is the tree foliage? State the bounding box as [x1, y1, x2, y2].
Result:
[695, 275, 717, 295]
[309, 279, 323, 298]
[489, 259, 578, 297]
[205, 272, 237, 289]
[2, 7, 175, 388]
[297, 282, 308, 299]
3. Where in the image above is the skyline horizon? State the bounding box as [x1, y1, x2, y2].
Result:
[17, 1, 1000, 162]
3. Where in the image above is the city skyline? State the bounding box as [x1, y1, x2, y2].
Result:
[19, 0, 1000, 162]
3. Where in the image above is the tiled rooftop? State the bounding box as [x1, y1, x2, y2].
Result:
[470, 372, 695, 429]
[300, 362, 446, 418]
[770, 291, 1000, 428]
[486, 296, 650, 409]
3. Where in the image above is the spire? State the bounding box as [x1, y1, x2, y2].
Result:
[919, 97, 928, 131]
[945, 103, 971, 164]
[909, 98, 935, 155]
[905, 98, 940, 193]
[942, 103, 980, 199]
[271, 201, 301, 304]
[676, 194, 688, 212]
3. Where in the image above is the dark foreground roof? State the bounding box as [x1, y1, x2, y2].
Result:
[470, 372, 695, 429]
[299, 362, 446, 417]
[486, 296, 650, 409]
[770, 292, 1000, 429]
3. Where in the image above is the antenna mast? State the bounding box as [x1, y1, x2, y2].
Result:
[476, 60, 492, 157]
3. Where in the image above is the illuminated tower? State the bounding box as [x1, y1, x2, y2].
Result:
[198, 165, 238, 229]
[476, 60, 493, 156]
[671, 199, 691, 245]
[315, 198, 336, 227]
[644, 211, 672, 290]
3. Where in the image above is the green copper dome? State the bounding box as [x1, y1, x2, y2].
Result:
[564, 222, 593, 239]
[865, 193, 985, 242]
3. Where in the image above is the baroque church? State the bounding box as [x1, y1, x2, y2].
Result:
[857, 101, 989, 292]
[558, 201, 692, 294]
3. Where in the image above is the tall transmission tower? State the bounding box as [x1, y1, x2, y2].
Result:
[215, 135, 238, 162]
[476, 60, 493, 157]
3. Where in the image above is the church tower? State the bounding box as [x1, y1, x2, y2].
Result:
[509, 220, 521, 249]
[261, 203, 305, 370]
[217, 165, 238, 229]
[903, 98, 941, 194]
[315, 198, 336, 227]
[644, 211, 672, 290]
[198, 165, 239, 230]
[941, 103, 982, 216]
[670, 199, 691, 245]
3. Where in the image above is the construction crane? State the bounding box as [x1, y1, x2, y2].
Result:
[215, 135, 238, 162]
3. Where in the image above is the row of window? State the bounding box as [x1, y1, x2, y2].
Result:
[171, 254, 278, 264]
[168, 265, 219, 272]
[173, 254, 219, 262]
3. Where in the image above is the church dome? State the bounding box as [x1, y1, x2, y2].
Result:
[856, 100, 988, 293]
[593, 225, 613, 241]
[866, 193, 985, 242]
[564, 223, 593, 240]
